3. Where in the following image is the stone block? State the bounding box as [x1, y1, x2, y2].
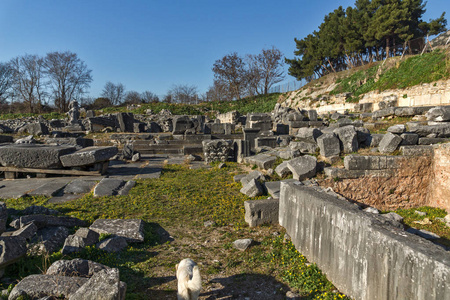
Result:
[244, 198, 279, 227]
[97, 236, 128, 253]
[116, 112, 135, 132]
[46, 258, 110, 277]
[0, 236, 27, 269]
[30, 226, 69, 254]
[296, 128, 322, 141]
[0, 144, 75, 169]
[287, 156, 317, 181]
[233, 139, 250, 163]
[240, 178, 264, 197]
[387, 124, 406, 134]
[425, 106, 450, 122]
[45, 137, 94, 148]
[275, 161, 291, 177]
[243, 154, 277, 170]
[69, 268, 126, 300]
[60, 146, 118, 167]
[400, 133, 419, 145]
[418, 137, 450, 145]
[240, 170, 265, 186]
[18, 122, 49, 136]
[400, 145, 434, 156]
[20, 214, 86, 229]
[409, 123, 450, 138]
[255, 137, 277, 148]
[333, 126, 358, 154]
[90, 219, 145, 243]
[289, 141, 318, 154]
[317, 133, 340, 157]
[202, 139, 233, 163]
[93, 178, 126, 197]
[378, 132, 402, 154]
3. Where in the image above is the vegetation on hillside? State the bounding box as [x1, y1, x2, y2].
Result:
[330, 49, 450, 102]
[286, 0, 447, 81]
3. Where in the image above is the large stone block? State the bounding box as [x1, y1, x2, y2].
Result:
[287, 156, 317, 181]
[202, 139, 233, 163]
[243, 154, 277, 170]
[116, 112, 135, 132]
[46, 258, 110, 277]
[410, 123, 450, 138]
[240, 178, 264, 198]
[289, 141, 318, 154]
[60, 146, 118, 167]
[317, 133, 340, 157]
[0, 236, 27, 269]
[378, 132, 402, 154]
[279, 183, 450, 300]
[172, 115, 194, 134]
[343, 155, 401, 170]
[0, 144, 75, 168]
[69, 268, 126, 300]
[244, 198, 279, 227]
[333, 126, 358, 154]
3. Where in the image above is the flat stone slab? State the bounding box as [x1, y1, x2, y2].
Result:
[0, 144, 76, 168]
[93, 178, 126, 197]
[60, 146, 118, 167]
[8, 274, 88, 300]
[89, 219, 144, 243]
[265, 179, 299, 199]
[27, 181, 68, 197]
[243, 154, 277, 170]
[63, 179, 97, 194]
[287, 156, 317, 181]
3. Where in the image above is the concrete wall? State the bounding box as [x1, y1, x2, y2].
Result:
[279, 182, 450, 300]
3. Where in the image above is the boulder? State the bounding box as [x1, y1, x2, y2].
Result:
[333, 126, 358, 154]
[46, 259, 110, 277]
[60, 146, 118, 167]
[90, 219, 145, 243]
[233, 239, 253, 251]
[378, 132, 402, 154]
[287, 156, 317, 181]
[69, 268, 126, 300]
[317, 133, 340, 157]
[96, 236, 128, 253]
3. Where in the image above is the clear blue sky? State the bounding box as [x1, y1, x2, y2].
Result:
[0, 0, 447, 99]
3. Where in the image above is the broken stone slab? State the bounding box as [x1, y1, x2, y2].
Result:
[240, 178, 264, 198]
[63, 179, 97, 194]
[69, 268, 126, 300]
[8, 274, 88, 300]
[46, 259, 110, 277]
[425, 106, 450, 122]
[30, 226, 69, 254]
[60, 146, 118, 167]
[117, 181, 135, 196]
[2, 222, 37, 240]
[0, 236, 27, 269]
[243, 154, 277, 170]
[278, 149, 300, 160]
[61, 228, 100, 254]
[387, 124, 406, 134]
[296, 128, 322, 142]
[18, 122, 49, 136]
[0, 144, 76, 168]
[93, 178, 126, 197]
[317, 133, 340, 157]
[19, 214, 86, 229]
[418, 137, 450, 145]
[333, 125, 358, 154]
[90, 219, 144, 243]
[287, 156, 317, 181]
[409, 123, 450, 138]
[378, 132, 402, 154]
[244, 198, 279, 227]
[96, 236, 128, 253]
[27, 181, 68, 197]
[275, 161, 291, 177]
[289, 141, 318, 154]
[240, 170, 265, 186]
[233, 239, 253, 251]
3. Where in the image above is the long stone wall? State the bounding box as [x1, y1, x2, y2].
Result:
[279, 182, 450, 300]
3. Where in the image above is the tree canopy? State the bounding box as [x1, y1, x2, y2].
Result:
[286, 0, 447, 81]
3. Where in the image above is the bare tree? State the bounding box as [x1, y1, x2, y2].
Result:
[247, 47, 284, 95]
[0, 62, 13, 104]
[167, 84, 198, 104]
[10, 54, 47, 113]
[124, 90, 142, 104]
[44, 51, 92, 112]
[206, 80, 229, 102]
[212, 52, 247, 100]
[141, 90, 159, 103]
[101, 81, 125, 105]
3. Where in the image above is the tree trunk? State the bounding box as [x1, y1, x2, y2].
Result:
[386, 37, 390, 58]
[326, 58, 336, 73]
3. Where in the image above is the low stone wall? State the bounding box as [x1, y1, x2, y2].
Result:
[428, 143, 450, 212]
[279, 183, 450, 300]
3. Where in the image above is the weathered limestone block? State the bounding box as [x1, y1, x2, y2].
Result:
[240, 170, 265, 186]
[30, 226, 69, 254]
[400, 133, 419, 145]
[97, 236, 128, 253]
[243, 154, 277, 170]
[244, 198, 279, 227]
[69, 268, 126, 300]
[172, 115, 194, 134]
[90, 219, 144, 243]
[378, 132, 402, 154]
[60, 146, 118, 167]
[409, 123, 450, 138]
[240, 178, 264, 198]
[425, 106, 450, 122]
[116, 112, 135, 132]
[343, 155, 401, 170]
[93, 178, 126, 197]
[333, 126, 358, 154]
[45, 137, 94, 148]
[18, 122, 49, 136]
[287, 156, 317, 181]
[8, 274, 88, 300]
[317, 133, 340, 157]
[61, 228, 99, 254]
[387, 124, 406, 134]
[289, 141, 318, 154]
[5, 222, 37, 240]
[275, 161, 291, 177]
[19, 214, 86, 229]
[0, 144, 75, 168]
[400, 145, 434, 156]
[296, 128, 322, 141]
